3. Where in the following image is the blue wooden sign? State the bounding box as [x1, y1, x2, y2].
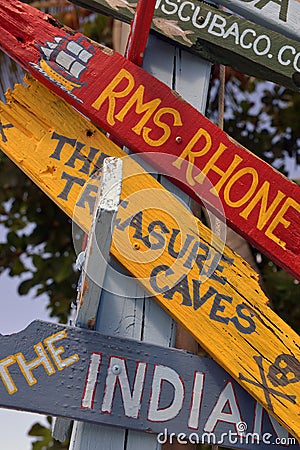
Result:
[0, 320, 297, 448]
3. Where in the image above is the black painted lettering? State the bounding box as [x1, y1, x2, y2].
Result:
[130, 211, 151, 248]
[115, 211, 151, 247]
[168, 229, 194, 259]
[50, 132, 76, 160]
[194, 242, 209, 273]
[183, 241, 200, 269]
[163, 275, 192, 306]
[150, 264, 174, 293]
[57, 172, 85, 201]
[231, 304, 256, 334]
[76, 183, 98, 215]
[115, 201, 131, 230]
[91, 151, 110, 172]
[148, 220, 170, 250]
[209, 292, 232, 324]
[221, 254, 234, 266]
[65, 143, 98, 175]
[195, 244, 227, 285]
[0, 121, 13, 142]
[192, 283, 218, 311]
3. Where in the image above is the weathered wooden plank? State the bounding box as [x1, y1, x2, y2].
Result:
[0, 51, 24, 102]
[69, 35, 211, 450]
[212, 0, 300, 43]
[68, 0, 300, 91]
[53, 157, 123, 441]
[125, 0, 156, 66]
[0, 1, 299, 280]
[1, 78, 300, 439]
[75, 157, 123, 329]
[0, 320, 297, 449]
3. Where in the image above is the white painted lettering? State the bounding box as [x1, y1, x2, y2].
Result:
[161, 0, 178, 15]
[204, 381, 244, 435]
[192, 8, 211, 29]
[223, 22, 240, 44]
[81, 352, 102, 409]
[148, 365, 184, 421]
[253, 402, 289, 440]
[207, 14, 226, 37]
[102, 357, 147, 418]
[188, 372, 205, 429]
[278, 45, 295, 66]
[293, 52, 300, 72]
[253, 35, 271, 56]
[240, 29, 256, 49]
[178, 1, 195, 21]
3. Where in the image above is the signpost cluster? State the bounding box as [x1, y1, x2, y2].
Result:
[0, 0, 299, 448]
[70, 0, 300, 91]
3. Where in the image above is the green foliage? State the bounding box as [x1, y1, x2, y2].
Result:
[208, 74, 300, 333]
[28, 417, 71, 450]
[82, 13, 113, 46]
[0, 154, 78, 323]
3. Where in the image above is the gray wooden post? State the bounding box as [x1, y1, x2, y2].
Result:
[69, 35, 211, 450]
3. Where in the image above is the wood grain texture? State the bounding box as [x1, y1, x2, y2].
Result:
[69, 36, 181, 450]
[75, 157, 123, 330]
[0, 0, 299, 280]
[1, 78, 300, 439]
[0, 320, 296, 449]
[68, 0, 300, 91]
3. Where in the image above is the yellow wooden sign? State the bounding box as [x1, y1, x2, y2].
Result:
[1, 78, 300, 440]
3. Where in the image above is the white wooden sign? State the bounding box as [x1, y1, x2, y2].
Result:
[214, 0, 300, 42]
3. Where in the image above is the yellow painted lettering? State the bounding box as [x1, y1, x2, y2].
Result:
[116, 84, 161, 135]
[224, 167, 258, 208]
[172, 128, 212, 186]
[265, 197, 300, 248]
[44, 330, 79, 370]
[0, 356, 17, 394]
[240, 181, 286, 230]
[15, 343, 56, 386]
[196, 145, 243, 195]
[91, 69, 135, 126]
[143, 107, 182, 147]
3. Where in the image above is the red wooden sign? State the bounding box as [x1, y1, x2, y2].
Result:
[0, 0, 299, 280]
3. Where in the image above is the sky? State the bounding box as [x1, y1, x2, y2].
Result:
[0, 271, 50, 449]
[0, 51, 51, 450]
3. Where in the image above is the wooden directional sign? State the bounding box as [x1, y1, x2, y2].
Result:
[212, 0, 300, 43]
[0, 320, 298, 449]
[1, 78, 300, 440]
[69, 0, 300, 91]
[0, 0, 299, 282]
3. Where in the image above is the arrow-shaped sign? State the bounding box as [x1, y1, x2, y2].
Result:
[0, 320, 298, 448]
[0, 320, 297, 448]
[1, 78, 300, 440]
[0, 0, 299, 282]
[69, 0, 300, 91]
